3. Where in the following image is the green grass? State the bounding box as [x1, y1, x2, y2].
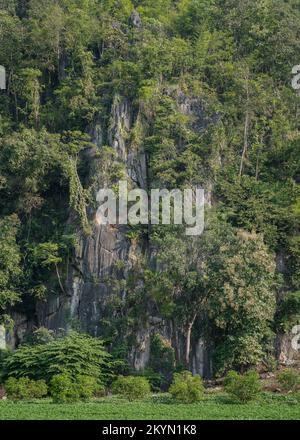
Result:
[0, 393, 299, 420]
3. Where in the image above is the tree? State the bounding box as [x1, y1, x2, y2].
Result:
[0, 215, 22, 323]
[31, 242, 65, 294]
[203, 227, 276, 373]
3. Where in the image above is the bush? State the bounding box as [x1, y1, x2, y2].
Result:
[27, 379, 48, 399]
[277, 369, 300, 392]
[50, 374, 100, 403]
[224, 370, 261, 403]
[141, 369, 165, 393]
[112, 376, 151, 401]
[50, 374, 79, 403]
[5, 377, 48, 400]
[169, 371, 204, 403]
[76, 375, 101, 401]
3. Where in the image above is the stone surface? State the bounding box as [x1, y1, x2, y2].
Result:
[276, 332, 300, 367]
[130, 10, 142, 28]
[16, 92, 216, 376]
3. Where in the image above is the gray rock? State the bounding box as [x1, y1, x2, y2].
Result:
[130, 10, 142, 28]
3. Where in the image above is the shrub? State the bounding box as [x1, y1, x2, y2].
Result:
[50, 374, 79, 403]
[112, 376, 151, 401]
[169, 371, 204, 403]
[3, 332, 112, 384]
[141, 369, 165, 393]
[277, 369, 300, 392]
[50, 374, 101, 403]
[27, 378, 48, 399]
[76, 375, 101, 401]
[224, 370, 261, 403]
[5, 377, 48, 400]
[5, 377, 30, 400]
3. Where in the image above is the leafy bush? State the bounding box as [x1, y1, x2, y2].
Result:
[50, 373, 101, 403]
[76, 375, 101, 401]
[169, 371, 204, 403]
[275, 291, 300, 332]
[50, 374, 79, 403]
[213, 334, 265, 376]
[141, 369, 165, 393]
[27, 379, 49, 399]
[2, 332, 112, 384]
[5, 377, 48, 400]
[277, 369, 300, 392]
[224, 370, 261, 403]
[112, 376, 151, 401]
[24, 328, 55, 346]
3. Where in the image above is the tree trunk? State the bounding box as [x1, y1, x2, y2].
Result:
[255, 154, 260, 181]
[239, 110, 249, 178]
[239, 76, 250, 179]
[185, 314, 197, 368]
[55, 264, 65, 295]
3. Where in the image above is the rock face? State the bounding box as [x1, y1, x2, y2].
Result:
[276, 327, 300, 367]
[130, 10, 142, 29]
[26, 91, 213, 377]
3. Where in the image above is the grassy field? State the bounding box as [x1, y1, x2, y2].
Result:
[0, 393, 299, 420]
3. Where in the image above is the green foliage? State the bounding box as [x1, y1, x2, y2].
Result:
[0, 393, 300, 420]
[0, 349, 11, 382]
[24, 328, 55, 346]
[76, 375, 101, 401]
[0, 215, 22, 322]
[50, 374, 79, 404]
[50, 372, 100, 403]
[148, 334, 175, 390]
[0, 128, 90, 304]
[277, 369, 300, 393]
[202, 222, 276, 373]
[169, 371, 204, 403]
[5, 377, 48, 401]
[0, 392, 299, 419]
[31, 243, 62, 267]
[139, 369, 165, 393]
[112, 376, 151, 401]
[3, 332, 111, 383]
[276, 292, 300, 332]
[224, 370, 261, 403]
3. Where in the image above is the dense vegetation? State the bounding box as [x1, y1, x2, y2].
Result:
[0, 0, 300, 379]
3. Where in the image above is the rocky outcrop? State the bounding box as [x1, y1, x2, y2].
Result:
[130, 10, 142, 29]
[6, 91, 213, 378]
[276, 328, 300, 367]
